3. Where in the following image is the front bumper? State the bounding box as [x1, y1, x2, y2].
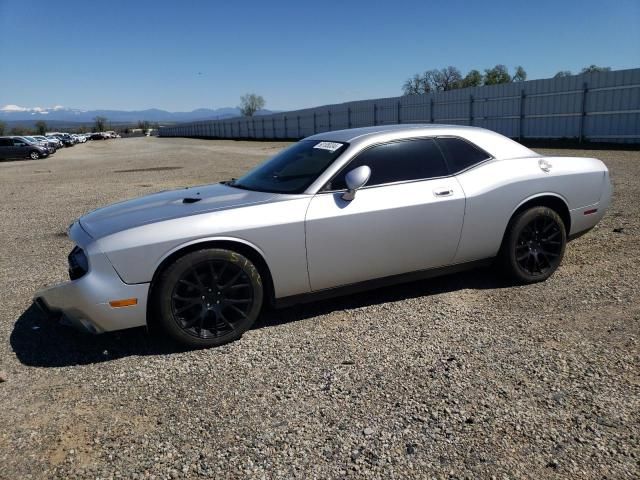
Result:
[34, 223, 149, 333]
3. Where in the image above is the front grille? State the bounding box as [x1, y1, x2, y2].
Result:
[68, 246, 88, 280]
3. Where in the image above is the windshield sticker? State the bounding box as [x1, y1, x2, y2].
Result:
[313, 141, 343, 152]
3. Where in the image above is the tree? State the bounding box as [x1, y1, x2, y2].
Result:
[239, 94, 265, 117]
[35, 120, 47, 135]
[10, 126, 28, 135]
[424, 67, 463, 91]
[137, 120, 150, 133]
[438, 66, 463, 90]
[581, 65, 611, 74]
[0, 120, 5, 136]
[460, 69, 483, 88]
[554, 70, 572, 78]
[512, 66, 527, 82]
[484, 65, 511, 85]
[94, 116, 107, 132]
[402, 74, 426, 95]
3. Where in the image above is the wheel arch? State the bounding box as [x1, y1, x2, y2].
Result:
[509, 193, 571, 233]
[147, 237, 276, 330]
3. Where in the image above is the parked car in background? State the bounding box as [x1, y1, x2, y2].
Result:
[33, 135, 60, 152]
[45, 135, 64, 149]
[90, 132, 106, 140]
[24, 136, 56, 155]
[0, 136, 49, 160]
[34, 125, 612, 348]
[53, 133, 74, 147]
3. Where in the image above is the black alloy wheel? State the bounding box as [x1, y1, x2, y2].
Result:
[515, 215, 563, 276]
[154, 248, 263, 348]
[500, 206, 567, 283]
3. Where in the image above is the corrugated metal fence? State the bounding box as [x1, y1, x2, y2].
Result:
[160, 68, 640, 143]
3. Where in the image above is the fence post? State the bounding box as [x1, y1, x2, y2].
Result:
[262, 118, 265, 138]
[469, 94, 474, 126]
[347, 107, 352, 128]
[579, 82, 588, 143]
[313, 112, 317, 134]
[284, 116, 288, 138]
[519, 89, 526, 142]
[328, 110, 332, 131]
[297, 115, 301, 138]
[373, 103, 378, 125]
[430, 97, 434, 123]
[397, 101, 401, 124]
[272, 118, 276, 138]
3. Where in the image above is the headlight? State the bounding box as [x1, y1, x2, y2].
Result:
[68, 246, 89, 280]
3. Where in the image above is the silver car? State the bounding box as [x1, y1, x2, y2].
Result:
[35, 125, 612, 348]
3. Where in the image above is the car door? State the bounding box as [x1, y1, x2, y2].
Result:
[11, 138, 28, 157]
[305, 137, 466, 291]
[0, 138, 13, 158]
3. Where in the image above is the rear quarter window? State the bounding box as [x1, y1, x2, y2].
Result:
[436, 137, 490, 173]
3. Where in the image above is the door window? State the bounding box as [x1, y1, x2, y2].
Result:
[326, 138, 448, 190]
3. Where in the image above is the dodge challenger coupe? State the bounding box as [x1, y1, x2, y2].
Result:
[35, 125, 612, 347]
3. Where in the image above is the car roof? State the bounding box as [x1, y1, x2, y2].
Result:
[305, 124, 536, 160]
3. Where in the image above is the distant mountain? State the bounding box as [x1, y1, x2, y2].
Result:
[0, 105, 277, 124]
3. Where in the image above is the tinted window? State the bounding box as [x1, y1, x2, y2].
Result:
[232, 140, 348, 194]
[13, 139, 27, 146]
[327, 138, 448, 190]
[436, 137, 489, 173]
[0, 138, 12, 147]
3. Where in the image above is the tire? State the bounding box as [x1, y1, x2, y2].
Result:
[498, 206, 566, 284]
[29, 150, 40, 160]
[152, 248, 263, 348]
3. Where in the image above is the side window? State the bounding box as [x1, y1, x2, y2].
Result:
[13, 139, 26, 146]
[327, 138, 448, 190]
[436, 137, 490, 173]
[0, 138, 12, 147]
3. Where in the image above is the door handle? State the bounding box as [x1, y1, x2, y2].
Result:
[433, 188, 453, 197]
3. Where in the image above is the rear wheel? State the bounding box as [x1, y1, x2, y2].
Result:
[29, 150, 40, 160]
[499, 206, 566, 283]
[153, 249, 263, 348]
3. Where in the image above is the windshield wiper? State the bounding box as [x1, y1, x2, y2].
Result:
[224, 179, 258, 192]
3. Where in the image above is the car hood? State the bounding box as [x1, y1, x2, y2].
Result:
[79, 183, 278, 238]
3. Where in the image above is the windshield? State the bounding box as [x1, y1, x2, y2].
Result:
[231, 140, 348, 194]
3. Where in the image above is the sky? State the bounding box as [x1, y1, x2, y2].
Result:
[0, 0, 638, 112]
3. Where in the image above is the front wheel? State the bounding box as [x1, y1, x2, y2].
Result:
[29, 150, 40, 160]
[152, 249, 263, 348]
[499, 206, 567, 283]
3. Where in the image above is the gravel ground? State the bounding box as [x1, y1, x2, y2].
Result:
[0, 137, 638, 479]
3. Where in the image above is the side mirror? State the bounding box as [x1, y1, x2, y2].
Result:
[341, 165, 371, 201]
